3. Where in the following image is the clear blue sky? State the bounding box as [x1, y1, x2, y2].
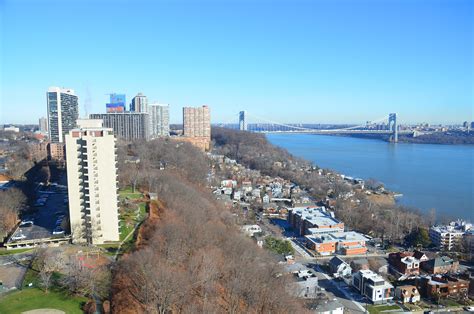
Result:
[0, 0, 472, 125]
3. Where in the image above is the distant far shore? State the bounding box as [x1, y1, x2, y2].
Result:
[327, 131, 474, 145]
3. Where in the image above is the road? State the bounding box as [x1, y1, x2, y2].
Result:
[303, 261, 368, 313]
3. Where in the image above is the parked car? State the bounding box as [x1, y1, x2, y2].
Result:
[11, 233, 27, 241]
[20, 220, 34, 227]
[52, 228, 64, 235]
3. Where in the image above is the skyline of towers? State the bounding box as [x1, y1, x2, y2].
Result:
[65, 119, 120, 244]
[46, 87, 79, 143]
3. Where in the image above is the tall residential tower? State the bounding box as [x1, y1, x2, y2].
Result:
[130, 93, 148, 113]
[148, 103, 170, 137]
[65, 119, 120, 244]
[47, 87, 79, 143]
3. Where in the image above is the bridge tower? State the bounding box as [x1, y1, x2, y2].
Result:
[389, 113, 398, 142]
[239, 111, 247, 131]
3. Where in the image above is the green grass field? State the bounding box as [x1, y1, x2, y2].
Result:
[0, 248, 33, 256]
[0, 288, 87, 314]
[119, 187, 142, 200]
[367, 304, 401, 314]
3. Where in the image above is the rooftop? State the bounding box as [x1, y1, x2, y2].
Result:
[291, 206, 342, 227]
[306, 231, 368, 244]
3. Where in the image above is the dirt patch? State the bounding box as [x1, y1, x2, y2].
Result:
[367, 194, 395, 206]
[22, 309, 65, 314]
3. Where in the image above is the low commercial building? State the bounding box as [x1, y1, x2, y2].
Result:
[416, 275, 469, 300]
[305, 231, 367, 256]
[352, 269, 394, 304]
[395, 285, 420, 304]
[288, 206, 344, 236]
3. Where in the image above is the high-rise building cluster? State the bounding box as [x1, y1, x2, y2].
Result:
[40, 86, 211, 247]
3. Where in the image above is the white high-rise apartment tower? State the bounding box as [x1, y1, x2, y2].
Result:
[148, 103, 170, 137]
[47, 87, 79, 143]
[65, 119, 120, 244]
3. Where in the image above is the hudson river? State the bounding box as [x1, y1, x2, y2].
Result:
[267, 134, 474, 221]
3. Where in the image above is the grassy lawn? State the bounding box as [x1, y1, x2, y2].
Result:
[0, 248, 34, 256]
[119, 187, 142, 200]
[101, 187, 148, 257]
[367, 304, 401, 314]
[0, 288, 87, 314]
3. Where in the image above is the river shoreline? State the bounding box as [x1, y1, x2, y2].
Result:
[267, 133, 474, 221]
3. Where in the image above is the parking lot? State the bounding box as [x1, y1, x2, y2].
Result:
[7, 175, 70, 247]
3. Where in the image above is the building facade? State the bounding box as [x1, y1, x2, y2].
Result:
[47, 87, 79, 143]
[39, 117, 48, 133]
[65, 119, 120, 244]
[148, 103, 170, 137]
[130, 93, 148, 113]
[182, 105, 211, 150]
[183, 105, 211, 138]
[352, 270, 394, 304]
[395, 285, 420, 304]
[106, 93, 126, 113]
[429, 222, 467, 251]
[90, 113, 150, 141]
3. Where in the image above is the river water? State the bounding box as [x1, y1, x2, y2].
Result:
[267, 134, 474, 221]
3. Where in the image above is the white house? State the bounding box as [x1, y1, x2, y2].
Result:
[329, 256, 352, 278]
[352, 270, 394, 304]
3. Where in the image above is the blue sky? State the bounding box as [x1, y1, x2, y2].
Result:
[0, 0, 472, 124]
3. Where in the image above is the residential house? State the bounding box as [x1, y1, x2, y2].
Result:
[395, 285, 420, 304]
[329, 256, 352, 278]
[416, 275, 469, 300]
[388, 252, 421, 279]
[421, 256, 459, 274]
[352, 270, 394, 304]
